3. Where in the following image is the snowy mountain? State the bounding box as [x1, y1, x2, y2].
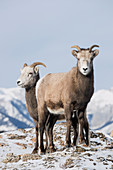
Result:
[0, 88, 34, 132]
[0, 87, 113, 134]
[87, 88, 113, 134]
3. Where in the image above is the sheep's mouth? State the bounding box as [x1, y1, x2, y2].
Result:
[17, 83, 24, 88]
[82, 70, 90, 76]
[83, 71, 88, 74]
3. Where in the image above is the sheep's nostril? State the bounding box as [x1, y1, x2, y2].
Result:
[83, 68, 88, 71]
[17, 80, 21, 85]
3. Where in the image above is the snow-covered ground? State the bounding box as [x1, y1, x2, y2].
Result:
[0, 123, 113, 170]
[0, 87, 113, 169]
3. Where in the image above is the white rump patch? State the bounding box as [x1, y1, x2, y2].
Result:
[47, 107, 64, 115]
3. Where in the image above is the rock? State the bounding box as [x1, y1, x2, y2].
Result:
[59, 139, 65, 146]
[97, 157, 105, 162]
[110, 130, 113, 137]
[22, 154, 41, 161]
[15, 142, 27, 149]
[106, 158, 113, 163]
[17, 129, 27, 133]
[111, 165, 113, 169]
[104, 146, 113, 150]
[30, 137, 36, 143]
[0, 143, 7, 147]
[103, 161, 108, 165]
[83, 153, 92, 157]
[90, 131, 98, 138]
[3, 153, 21, 163]
[63, 158, 75, 169]
[90, 148, 98, 152]
[90, 141, 102, 146]
[7, 134, 26, 140]
[76, 146, 87, 152]
[96, 132, 107, 140]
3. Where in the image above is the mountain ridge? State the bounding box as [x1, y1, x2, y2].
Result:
[0, 87, 113, 134]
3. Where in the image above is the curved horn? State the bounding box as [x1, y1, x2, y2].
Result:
[89, 45, 99, 52]
[30, 62, 46, 68]
[71, 45, 81, 52]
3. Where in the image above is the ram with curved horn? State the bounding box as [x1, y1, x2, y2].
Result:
[17, 61, 91, 153]
[17, 62, 47, 153]
[30, 62, 46, 68]
[36, 45, 99, 153]
[89, 45, 99, 52]
[17, 61, 68, 153]
[71, 45, 81, 52]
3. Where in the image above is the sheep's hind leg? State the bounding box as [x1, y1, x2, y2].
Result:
[45, 114, 58, 153]
[65, 105, 72, 147]
[39, 108, 48, 154]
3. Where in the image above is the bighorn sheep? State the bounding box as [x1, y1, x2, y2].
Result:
[36, 45, 99, 153]
[17, 62, 64, 153]
[17, 62, 46, 153]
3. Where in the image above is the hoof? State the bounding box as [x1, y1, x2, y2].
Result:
[65, 144, 72, 148]
[85, 140, 89, 146]
[46, 146, 56, 153]
[39, 148, 46, 155]
[50, 147, 56, 153]
[73, 140, 77, 146]
[40, 150, 46, 155]
[79, 139, 85, 145]
[32, 148, 38, 154]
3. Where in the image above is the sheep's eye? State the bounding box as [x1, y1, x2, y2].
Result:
[77, 57, 80, 61]
[28, 73, 33, 76]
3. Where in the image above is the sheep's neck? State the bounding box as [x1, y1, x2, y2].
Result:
[76, 65, 94, 102]
[25, 86, 38, 120]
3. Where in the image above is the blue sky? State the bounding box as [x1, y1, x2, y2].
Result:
[0, 0, 113, 91]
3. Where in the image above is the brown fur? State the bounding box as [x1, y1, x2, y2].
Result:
[37, 45, 99, 153]
[37, 66, 94, 152]
[24, 79, 39, 153]
[24, 74, 57, 153]
[24, 72, 65, 153]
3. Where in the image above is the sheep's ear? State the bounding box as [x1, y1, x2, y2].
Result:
[92, 49, 99, 58]
[72, 50, 78, 58]
[23, 63, 28, 68]
[34, 67, 39, 74]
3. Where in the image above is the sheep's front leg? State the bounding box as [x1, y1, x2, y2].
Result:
[78, 111, 85, 144]
[79, 119, 85, 144]
[64, 104, 72, 147]
[84, 116, 89, 146]
[72, 113, 79, 146]
[32, 119, 38, 154]
[78, 109, 89, 146]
